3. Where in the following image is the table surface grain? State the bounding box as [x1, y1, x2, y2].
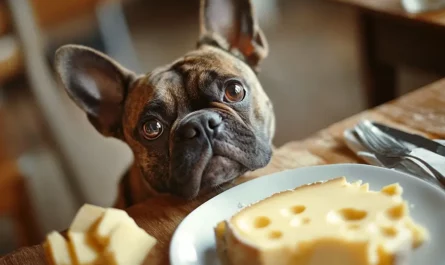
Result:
[333, 0, 445, 28]
[2, 79, 445, 265]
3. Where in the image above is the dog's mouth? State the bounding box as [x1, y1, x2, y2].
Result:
[165, 109, 272, 199]
[198, 155, 243, 193]
[167, 145, 238, 199]
[199, 154, 243, 187]
[167, 137, 271, 199]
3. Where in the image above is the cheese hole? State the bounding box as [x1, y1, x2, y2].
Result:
[254, 216, 270, 228]
[381, 184, 402, 196]
[281, 205, 306, 217]
[290, 218, 301, 227]
[290, 205, 306, 214]
[268, 231, 283, 239]
[348, 224, 360, 230]
[381, 227, 398, 238]
[290, 217, 310, 227]
[302, 218, 310, 224]
[386, 204, 406, 220]
[338, 208, 367, 221]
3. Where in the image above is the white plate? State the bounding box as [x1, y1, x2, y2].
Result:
[170, 164, 445, 265]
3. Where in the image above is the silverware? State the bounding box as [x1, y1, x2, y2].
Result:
[357, 151, 441, 186]
[372, 122, 445, 158]
[355, 120, 445, 188]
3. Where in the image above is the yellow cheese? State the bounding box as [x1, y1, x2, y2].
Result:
[215, 177, 428, 265]
[94, 208, 137, 246]
[103, 222, 157, 265]
[44, 231, 73, 265]
[67, 233, 102, 265]
[43, 203, 157, 265]
[68, 204, 105, 265]
[69, 204, 105, 232]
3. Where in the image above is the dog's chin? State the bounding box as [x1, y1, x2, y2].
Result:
[169, 155, 246, 200]
[200, 155, 245, 190]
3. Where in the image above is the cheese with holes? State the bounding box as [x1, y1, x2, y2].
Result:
[103, 222, 157, 265]
[94, 208, 137, 246]
[215, 177, 428, 265]
[44, 231, 73, 265]
[68, 204, 105, 265]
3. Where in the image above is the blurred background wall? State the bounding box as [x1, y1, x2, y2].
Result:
[0, 0, 440, 253]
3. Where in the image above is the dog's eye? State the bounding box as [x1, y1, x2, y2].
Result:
[224, 81, 245, 103]
[142, 119, 163, 140]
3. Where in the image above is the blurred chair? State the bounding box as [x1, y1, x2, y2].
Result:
[30, 0, 103, 28]
[0, 161, 40, 247]
[0, 2, 42, 248]
[0, 36, 21, 84]
[0, 0, 137, 247]
[0, 31, 40, 247]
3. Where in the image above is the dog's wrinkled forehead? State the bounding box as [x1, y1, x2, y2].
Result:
[123, 46, 257, 131]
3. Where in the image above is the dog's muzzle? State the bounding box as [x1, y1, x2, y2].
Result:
[169, 110, 223, 198]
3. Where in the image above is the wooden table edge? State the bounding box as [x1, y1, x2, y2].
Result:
[330, 0, 445, 31]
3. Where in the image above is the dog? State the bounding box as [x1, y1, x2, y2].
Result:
[54, 0, 275, 208]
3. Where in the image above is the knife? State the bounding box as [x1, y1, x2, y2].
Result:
[372, 122, 445, 158]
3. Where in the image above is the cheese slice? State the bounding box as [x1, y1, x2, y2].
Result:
[103, 222, 157, 265]
[43, 203, 157, 265]
[68, 204, 105, 265]
[94, 208, 137, 246]
[44, 231, 73, 265]
[69, 204, 105, 232]
[67, 233, 103, 265]
[215, 177, 428, 265]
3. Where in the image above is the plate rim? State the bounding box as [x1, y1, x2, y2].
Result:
[169, 163, 445, 264]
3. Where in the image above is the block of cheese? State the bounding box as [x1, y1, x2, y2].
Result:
[94, 208, 137, 246]
[67, 233, 102, 265]
[44, 231, 73, 265]
[44, 203, 157, 265]
[103, 222, 157, 265]
[68, 204, 105, 265]
[69, 204, 105, 232]
[215, 177, 428, 265]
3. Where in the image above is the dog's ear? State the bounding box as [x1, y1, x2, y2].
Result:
[199, 0, 268, 71]
[54, 45, 135, 137]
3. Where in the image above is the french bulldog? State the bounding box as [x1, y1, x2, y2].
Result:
[54, 0, 275, 208]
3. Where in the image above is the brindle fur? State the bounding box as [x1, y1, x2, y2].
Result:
[54, 0, 275, 208]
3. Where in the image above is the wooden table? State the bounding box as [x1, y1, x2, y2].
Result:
[1, 78, 445, 264]
[332, 0, 445, 107]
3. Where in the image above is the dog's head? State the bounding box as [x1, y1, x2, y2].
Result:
[54, 0, 275, 199]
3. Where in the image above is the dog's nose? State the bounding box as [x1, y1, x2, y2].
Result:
[177, 112, 222, 140]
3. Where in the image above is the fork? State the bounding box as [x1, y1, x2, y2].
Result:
[355, 120, 445, 188]
[357, 151, 442, 187]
